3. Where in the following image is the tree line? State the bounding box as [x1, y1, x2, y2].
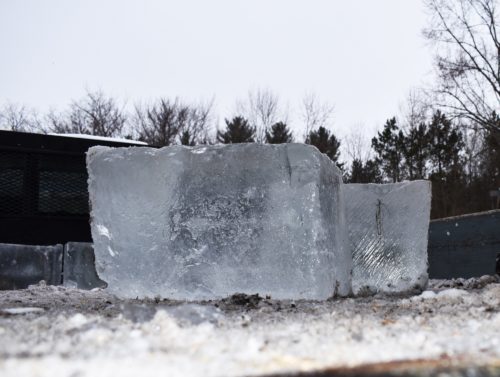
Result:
[0, 88, 338, 143]
[0, 89, 342, 165]
[348, 110, 500, 218]
[1, 90, 498, 219]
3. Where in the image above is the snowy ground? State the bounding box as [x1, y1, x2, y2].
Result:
[0, 276, 500, 377]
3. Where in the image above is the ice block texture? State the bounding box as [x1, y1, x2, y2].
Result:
[0, 243, 62, 289]
[87, 143, 350, 300]
[344, 181, 431, 295]
[63, 242, 107, 290]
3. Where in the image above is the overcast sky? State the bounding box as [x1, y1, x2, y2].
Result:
[0, 0, 434, 139]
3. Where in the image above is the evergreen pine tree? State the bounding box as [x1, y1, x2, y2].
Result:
[428, 111, 463, 177]
[179, 130, 196, 146]
[371, 117, 405, 182]
[347, 158, 383, 183]
[427, 110, 465, 217]
[402, 122, 429, 180]
[480, 112, 500, 191]
[306, 126, 342, 165]
[265, 122, 293, 144]
[216, 116, 255, 144]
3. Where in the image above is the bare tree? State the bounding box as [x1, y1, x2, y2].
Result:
[424, 0, 500, 131]
[236, 88, 286, 143]
[178, 98, 214, 145]
[133, 98, 214, 147]
[49, 90, 126, 137]
[399, 89, 432, 131]
[0, 103, 42, 132]
[461, 122, 485, 181]
[344, 128, 373, 163]
[300, 92, 335, 141]
[133, 98, 186, 147]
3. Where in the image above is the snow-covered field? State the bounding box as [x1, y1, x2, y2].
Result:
[0, 276, 499, 377]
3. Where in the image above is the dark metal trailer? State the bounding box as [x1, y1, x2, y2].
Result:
[0, 130, 145, 246]
[427, 209, 500, 279]
[0, 131, 145, 289]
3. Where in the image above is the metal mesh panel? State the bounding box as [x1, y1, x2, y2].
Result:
[37, 154, 88, 215]
[0, 151, 26, 215]
[0, 150, 88, 217]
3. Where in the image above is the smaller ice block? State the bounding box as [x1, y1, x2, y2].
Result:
[0, 243, 62, 289]
[344, 181, 431, 295]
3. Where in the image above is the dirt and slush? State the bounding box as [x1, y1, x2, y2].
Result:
[0, 276, 499, 377]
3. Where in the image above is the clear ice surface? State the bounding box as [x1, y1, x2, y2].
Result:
[87, 143, 351, 300]
[344, 181, 431, 295]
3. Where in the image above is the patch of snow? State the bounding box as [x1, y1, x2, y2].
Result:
[48, 133, 148, 145]
[416, 290, 437, 300]
[0, 307, 44, 315]
[436, 288, 469, 299]
[66, 313, 88, 329]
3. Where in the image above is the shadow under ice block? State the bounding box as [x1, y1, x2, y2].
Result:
[344, 181, 431, 295]
[87, 144, 351, 300]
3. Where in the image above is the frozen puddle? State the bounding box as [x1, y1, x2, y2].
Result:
[0, 277, 499, 377]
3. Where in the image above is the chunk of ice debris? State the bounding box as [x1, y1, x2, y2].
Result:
[165, 304, 224, 325]
[87, 143, 351, 300]
[1, 307, 45, 315]
[120, 303, 223, 324]
[344, 181, 431, 295]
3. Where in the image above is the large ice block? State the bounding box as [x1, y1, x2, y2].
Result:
[87, 143, 350, 300]
[344, 181, 431, 295]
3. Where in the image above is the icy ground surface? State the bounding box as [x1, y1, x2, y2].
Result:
[0, 276, 500, 377]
